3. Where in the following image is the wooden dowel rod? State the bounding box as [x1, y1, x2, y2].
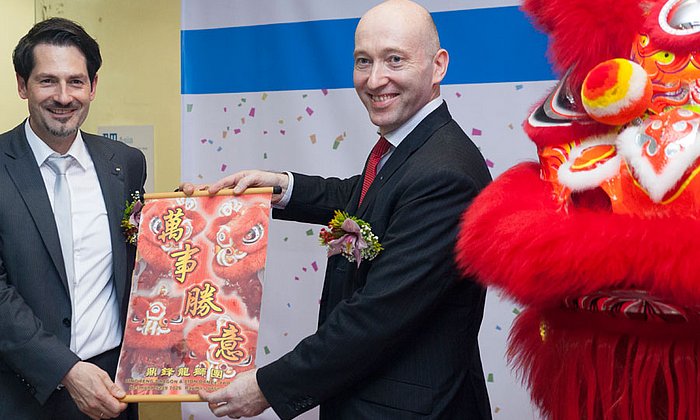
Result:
[120, 394, 203, 403]
[143, 187, 279, 200]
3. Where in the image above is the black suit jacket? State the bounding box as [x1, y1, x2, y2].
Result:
[258, 103, 493, 419]
[0, 122, 146, 418]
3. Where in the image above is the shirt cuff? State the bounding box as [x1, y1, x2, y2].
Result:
[273, 171, 293, 209]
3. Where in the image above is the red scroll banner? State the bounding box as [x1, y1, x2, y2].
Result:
[116, 189, 272, 402]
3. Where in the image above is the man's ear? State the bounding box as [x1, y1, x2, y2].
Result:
[89, 74, 98, 101]
[432, 48, 449, 85]
[16, 73, 28, 99]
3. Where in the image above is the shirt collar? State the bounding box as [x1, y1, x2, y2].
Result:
[382, 96, 443, 148]
[25, 119, 89, 170]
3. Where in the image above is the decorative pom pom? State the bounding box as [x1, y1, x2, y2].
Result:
[581, 58, 652, 125]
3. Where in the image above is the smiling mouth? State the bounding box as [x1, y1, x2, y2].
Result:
[49, 108, 75, 113]
[47, 108, 77, 120]
[370, 93, 398, 103]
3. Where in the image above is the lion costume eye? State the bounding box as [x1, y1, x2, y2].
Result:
[242, 224, 264, 245]
[639, 34, 650, 48]
[216, 226, 233, 247]
[149, 217, 163, 235]
[652, 50, 675, 65]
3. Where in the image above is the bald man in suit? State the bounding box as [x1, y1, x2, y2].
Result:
[189, 1, 493, 418]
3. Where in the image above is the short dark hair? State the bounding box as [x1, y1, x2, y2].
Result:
[13, 17, 102, 84]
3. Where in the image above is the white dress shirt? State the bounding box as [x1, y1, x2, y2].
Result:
[277, 96, 443, 207]
[25, 120, 122, 360]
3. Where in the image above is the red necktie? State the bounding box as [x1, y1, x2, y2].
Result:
[359, 136, 391, 205]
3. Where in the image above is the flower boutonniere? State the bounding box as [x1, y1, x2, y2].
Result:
[319, 210, 383, 267]
[121, 191, 143, 245]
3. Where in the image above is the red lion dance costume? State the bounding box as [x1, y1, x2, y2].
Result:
[456, 1, 700, 419]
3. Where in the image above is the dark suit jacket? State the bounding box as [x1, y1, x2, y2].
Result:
[0, 122, 146, 419]
[258, 102, 493, 419]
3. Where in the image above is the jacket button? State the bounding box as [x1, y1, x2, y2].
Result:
[63, 318, 71, 327]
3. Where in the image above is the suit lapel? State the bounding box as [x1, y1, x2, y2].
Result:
[3, 124, 70, 291]
[84, 134, 128, 305]
[356, 102, 452, 216]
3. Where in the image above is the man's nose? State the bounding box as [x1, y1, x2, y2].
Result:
[53, 82, 72, 104]
[366, 64, 388, 90]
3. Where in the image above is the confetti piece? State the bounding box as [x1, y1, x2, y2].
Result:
[280, 129, 286, 135]
[238, 103, 242, 107]
[262, 93, 268, 100]
[241, 117, 246, 125]
[200, 139, 207, 144]
[516, 84, 524, 90]
[287, 303, 291, 308]
[264, 346, 270, 355]
[322, 89, 328, 95]
[197, 174, 203, 179]
[283, 332, 288, 336]
[302, 267, 307, 272]
[496, 325, 502, 331]
[333, 133, 347, 150]
[486, 159, 494, 168]
[513, 307, 521, 315]
[302, 94, 308, 98]
[241, 98, 247, 103]
[311, 261, 318, 271]
[495, 407, 501, 413]
[223, 107, 227, 112]
[455, 92, 462, 98]
[222, 131, 227, 139]
[278, 119, 284, 124]
[249, 107, 255, 117]
[508, 123, 514, 130]
[221, 164, 227, 172]
[487, 373, 494, 383]
[263, 130, 269, 135]
[297, 116, 303, 122]
[186, 104, 193, 112]
[284, 237, 288, 241]
[471, 128, 482, 136]
[294, 276, 299, 281]
[263, 152, 268, 159]
[309, 134, 317, 144]
[216, 146, 222, 152]
[306, 229, 314, 236]
[234, 128, 241, 134]
[208, 140, 214, 144]
[306, 106, 314, 116]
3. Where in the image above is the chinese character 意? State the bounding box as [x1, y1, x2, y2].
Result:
[210, 321, 248, 363]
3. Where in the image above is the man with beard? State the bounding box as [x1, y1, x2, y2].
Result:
[0, 17, 146, 419]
